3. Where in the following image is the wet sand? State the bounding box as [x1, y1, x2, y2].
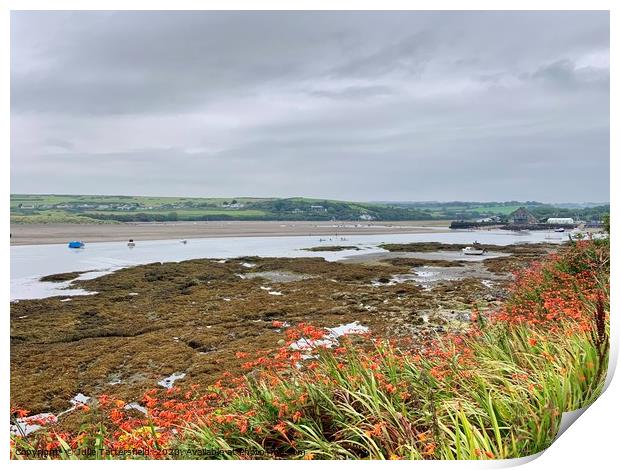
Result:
[10, 220, 450, 246]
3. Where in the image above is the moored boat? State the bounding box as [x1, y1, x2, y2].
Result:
[554, 227, 565, 233]
[461, 241, 487, 256]
[462, 246, 487, 255]
[127, 239, 136, 248]
[67, 240, 85, 249]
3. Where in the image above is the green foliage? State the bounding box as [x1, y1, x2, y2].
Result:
[10, 241, 609, 460]
[10, 194, 432, 222]
[10, 194, 609, 223]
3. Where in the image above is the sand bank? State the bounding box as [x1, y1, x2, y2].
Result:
[10, 220, 450, 246]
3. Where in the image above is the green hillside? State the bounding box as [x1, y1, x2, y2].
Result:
[10, 194, 433, 223]
[10, 194, 609, 224]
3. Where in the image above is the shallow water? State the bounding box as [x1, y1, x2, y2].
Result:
[11, 230, 564, 300]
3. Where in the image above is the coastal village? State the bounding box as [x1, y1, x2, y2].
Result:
[450, 206, 604, 231]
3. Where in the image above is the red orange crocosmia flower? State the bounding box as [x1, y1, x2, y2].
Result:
[9, 241, 608, 461]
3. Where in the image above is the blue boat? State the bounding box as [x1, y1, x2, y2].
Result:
[68, 240, 85, 249]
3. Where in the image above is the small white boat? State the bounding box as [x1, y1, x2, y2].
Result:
[462, 246, 487, 255]
[554, 227, 565, 233]
[127, 239, 136, 248]
[180, 240, 187, 244]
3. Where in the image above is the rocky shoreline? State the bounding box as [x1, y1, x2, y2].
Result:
[10, 242, 557, 417]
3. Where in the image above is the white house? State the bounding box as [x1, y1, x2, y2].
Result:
[547, 217, 574, 224]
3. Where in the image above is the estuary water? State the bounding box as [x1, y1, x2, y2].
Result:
[11, 229, 564, 300]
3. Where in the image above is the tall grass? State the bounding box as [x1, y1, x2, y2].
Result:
[11, 240, 609, 460]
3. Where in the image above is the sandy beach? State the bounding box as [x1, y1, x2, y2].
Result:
[10, 220, 451, 246]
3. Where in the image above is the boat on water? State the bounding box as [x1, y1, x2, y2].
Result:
[554, 227, 565, 233]
[180, 240, 187, 244]
[67, 240, 85, 249]
[462, 246, 487, 255]
[462, 241, 487, 255]
[127, 239, 136, 248]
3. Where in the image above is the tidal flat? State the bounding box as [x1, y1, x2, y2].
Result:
[10, 242, 556, 419]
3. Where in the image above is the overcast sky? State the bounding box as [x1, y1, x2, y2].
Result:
[10, 11, 609, 202]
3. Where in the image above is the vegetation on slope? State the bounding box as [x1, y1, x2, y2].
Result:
[10, 194, 432, 223]
[384, 200, 610, 222]
[11, 194, 608, 223]
[10, 237, 609, 460]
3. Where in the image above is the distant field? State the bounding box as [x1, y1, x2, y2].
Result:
[11, 194, 436, 223]
[11, 194, 608, 224]
[82, 209, 268, 217]
[10, 212, 117, 224]
[10, 194, 271, 209]
[424, 204, 525, 216]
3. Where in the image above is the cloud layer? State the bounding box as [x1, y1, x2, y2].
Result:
[11, 11, 610, 202]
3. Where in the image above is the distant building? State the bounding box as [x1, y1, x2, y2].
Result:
[508, 207, 538, 224]
[547, 217, 575, 225]
[310, 205, 327, 212]
[359, 214, 374, 221]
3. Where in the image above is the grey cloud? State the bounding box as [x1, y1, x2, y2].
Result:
[10, 10, 610, 202]
[328, 32, 433, 78]
[528, 59, 609, 90]
[42, 138, 74, 151]
[306, 85, 395, 100]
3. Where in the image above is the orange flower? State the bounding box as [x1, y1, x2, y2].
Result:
[541, 351, 554, 362]
[273, 421, 287, 435]
[528, 337, 537, 346]
[422, 442, 436, 456]
[236, 419, 248, 433]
